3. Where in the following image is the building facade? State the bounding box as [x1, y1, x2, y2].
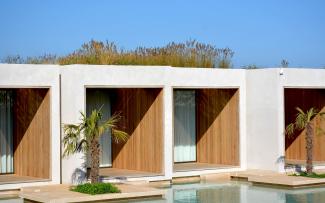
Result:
[0, 64, 325, 190]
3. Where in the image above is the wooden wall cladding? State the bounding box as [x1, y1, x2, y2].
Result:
[285, 88, 325, 161]
[196, 89, 239, 166]
[13, 88, 50, 178]
[111, 88, 163, 173]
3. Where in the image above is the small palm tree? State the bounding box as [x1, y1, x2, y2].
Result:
[285, 107, 324, 174]
[63, 109, 128, 183]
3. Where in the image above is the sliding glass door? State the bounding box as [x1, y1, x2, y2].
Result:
[86, 89, 112, 167]
[0, 90, 13, 174]
[174, 90, 196, 162]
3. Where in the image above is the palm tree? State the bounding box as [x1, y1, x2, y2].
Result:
[285, 107, 323, 174]
[63, 109, 128, 183]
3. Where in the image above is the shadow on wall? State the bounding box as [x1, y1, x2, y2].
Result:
[109, 88, 163, 173]
[14, 89, 48, 149]
[195, 88, 239, 166]
[110, 88, 160, 139]
[71, 156, 87, 184]
[196, 89, 238, 138]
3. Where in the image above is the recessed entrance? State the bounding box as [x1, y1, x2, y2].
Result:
[285, 88, 325, 164]
[173, 88, 240, 172]
[0, 88, 50, 184]
[86, 88, 163, 178]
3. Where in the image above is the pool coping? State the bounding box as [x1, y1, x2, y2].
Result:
[230, 170, 325, 189]
[19, 183, 166, 203]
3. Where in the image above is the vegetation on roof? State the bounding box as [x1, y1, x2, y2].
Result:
[2, 40, 234, 68]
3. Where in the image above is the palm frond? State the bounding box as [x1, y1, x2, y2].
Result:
[63, 123, 79, 132]
[306, 107, 318, 122]
[295, 110, 307, 130]
[286, 107, 322, 137]
[285, 123, 296, 137]
[320, 111, 325, 115]
[76, 139, 89, 153]
[296, 107, 304, 115]
[111, 128, 129, 143]
[97, 112, 128, 143]
[316, 127, 325, 137]
[62, 108, 128, 158]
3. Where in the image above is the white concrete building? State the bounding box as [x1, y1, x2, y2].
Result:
[0, 64, 325, 190]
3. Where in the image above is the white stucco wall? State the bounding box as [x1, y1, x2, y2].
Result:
[0, 64, 61, 190]
[246, 68, 284, 171]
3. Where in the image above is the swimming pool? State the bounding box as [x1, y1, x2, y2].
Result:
[113, 181, 325, 203]
[3, 181, 325, 203]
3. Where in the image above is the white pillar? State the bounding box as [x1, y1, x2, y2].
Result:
[163, 86, 173, 180]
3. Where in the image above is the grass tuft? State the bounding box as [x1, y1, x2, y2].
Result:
[71, 182, 121, 195]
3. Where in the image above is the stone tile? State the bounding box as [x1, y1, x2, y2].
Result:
[19, 184, 165, 203]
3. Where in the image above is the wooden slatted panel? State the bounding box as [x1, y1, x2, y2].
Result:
[285, 89, 325, 161]
[111, 88, 163, 173]
[13, 88, 50, 179]
[196, 89, 239, 166]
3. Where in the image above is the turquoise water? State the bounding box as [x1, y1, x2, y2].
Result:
[114, 181, 325, 203]
[3, 181, 325, 203]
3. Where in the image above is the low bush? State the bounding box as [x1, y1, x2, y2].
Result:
[71, 182, 121, 195]
[291, 172, 325, 178]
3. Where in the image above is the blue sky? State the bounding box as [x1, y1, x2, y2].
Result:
[0, 0, 324, 67]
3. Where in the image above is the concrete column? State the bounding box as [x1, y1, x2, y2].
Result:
[163, 85, 173, 180]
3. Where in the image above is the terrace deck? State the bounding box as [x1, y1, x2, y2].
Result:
[231, 170, 325, 188]
[174, 162, 236, 172]
[0, 174, 47, 185]
[20, 184, 165, 203]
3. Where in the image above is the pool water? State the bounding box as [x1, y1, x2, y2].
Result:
[0, 196, 22, 203]
[112, 181, 325, 203]
[2, 181, 325, 203]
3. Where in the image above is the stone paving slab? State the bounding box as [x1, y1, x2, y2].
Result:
[231, 170, 325, 188]
[19, 184, 165, 203]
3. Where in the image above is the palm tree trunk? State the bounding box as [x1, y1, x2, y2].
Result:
[306, 122, 313, 174]
[90, 138, 100, 183]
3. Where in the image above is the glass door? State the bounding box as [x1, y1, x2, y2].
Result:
[174, 90, 196, 162]
[86, 89, 112, 167]
[0, 90, 14, 173]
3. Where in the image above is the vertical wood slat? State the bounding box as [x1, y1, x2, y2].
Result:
[196, 89, 239, 166]
[13, 88, 50, 178]
[111, 88, 163, 173]
[285, 89, 325, 161]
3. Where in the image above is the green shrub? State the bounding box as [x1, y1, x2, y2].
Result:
[291, 172, 325, 178]
[71, 182, 121, 195]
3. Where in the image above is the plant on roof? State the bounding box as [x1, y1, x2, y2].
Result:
[63, 109, 128, 183]
[285, 107, 325, 175]
[281, 59, 289, 68]
[2, 40, 234, 68]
